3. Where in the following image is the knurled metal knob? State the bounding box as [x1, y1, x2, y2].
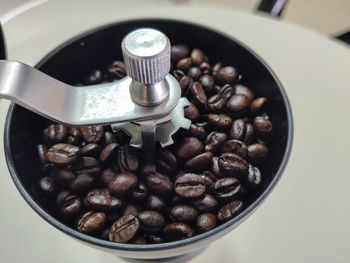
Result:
[122, 28, 171, 106]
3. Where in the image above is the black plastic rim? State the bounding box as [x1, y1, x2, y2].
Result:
[4, 18, 293, 252]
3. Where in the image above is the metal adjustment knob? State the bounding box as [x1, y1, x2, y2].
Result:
[122, 28, 171, 106]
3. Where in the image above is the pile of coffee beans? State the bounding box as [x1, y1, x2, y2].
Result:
[37, 44, 273, 244]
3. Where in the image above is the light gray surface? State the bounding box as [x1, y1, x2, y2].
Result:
[1, 1, 350, 263]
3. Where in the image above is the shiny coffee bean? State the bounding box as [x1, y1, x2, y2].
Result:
[212, 62, 222, 74]
[170, 205, 198, 223]
[72, 157, 101, 175]
[221, 139, 248, 158]
[247, 143, 269, 164]
[247, 165, 262, 188]
[109, 214, 140, 243]
[179, 76, 193, 96]
[205, 132, 228, 154]
[196, 213, 217, 233]
[253, 116, 273, 138]
[101, 169, 118, 186]
[86, 189, 122, 212]
[184, 102, 200, 121]
[176, 57, 192, 71]
[131, 181, 148, 202]
[99, 143, 119, 163]
[123, 204, 140, 217]
[218, 153, 249, 178]
[47, 143, 80, 164]
[214, 66, 238, 85]
[138, 210, 165, 232]
[200, 171, 216, 194]
[190, 82, 207, 107]
[104, 131, 117, 145]
[230, 119, 255, 145]
[52, 168, 75, 186]
[200, 74, 214, 93]
[80, 126, 104, 143]
[156, 149, 178, 174]
[189, 123, 208, 140]
[171, 44, 189, 62]
[39, 177, 56, 195]
[108, 61, 126, 79]
[234, 84, 254, 101]
[217, 200, 244, 222]
[211, 156, 222, 177]
[43, 124, 68, 143]
[207, 114, 232, 130]
[219, 84, 235, 99]
[146, 172, 173, 197]
[108, 173, 138, 197]
[184, 152, 213, 172]
[147, 195, 166, 212]
[172, 69, 185, 81]
[207, 94, 227, 113]
[191, 49, 205, 66]
[80, 143, 101, 158]
[77, 211, 106, 234]
[163, 222, 193, 241]
[226, 94, 250, 116]
[215, 177, 241, 201]
[70, 173, 95, 193]
[58, 193, 82, 219]
[37, 144, 49, 165]
[117, 146, 139, 172]
[187, 67, 202, 80]
[86, 70, 103, 84]
[174, 173, 206, 198]
[176, 137, 204, 162]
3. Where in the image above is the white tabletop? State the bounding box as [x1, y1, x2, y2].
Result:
[1, 1, 350, 262]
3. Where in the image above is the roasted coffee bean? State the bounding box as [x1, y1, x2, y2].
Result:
[247, 165, 262, 188]
[212, 62, 222, 74]
[56, 191, 70, 207]
[221, 139, 248, 158]
[207, 94, 227, 113]
[99, 143, 119, 163]
[184, 102, 200, 121]
[230, 119, 255, 145]
[176, 137, 204, 162]
[101, 169, 117, 186]
[86, 189, 122, 212]
[109, 214, 140, 243]
[58, 193, 81, 219]
[138, 210, 165, 232]
[139, 162, 157, 177]
[187, 67, 201, 80]
[247, 143, 269, 164]
[218, 153, 248, 178]
[80, 143, 101, 158]
[172, 69, 185, 81]
[156, 149, 178, 174]
[190, 82, 207, 107]
[211, 156, 222, 177]
[145, 234, 165, 244]
[179, 76, 193, 96]
[189, 123, 207, 140]
[218, 84, 235, 99]
[226, 94, 250, 116]
[108, 173, 138, 197]
[234, 84, 254, 101]
[146, 173, 173, 197]
[174, 173, 205, 198]
[70, 173, 95, 193]
[108, 61, 126, 79]
[47, 143, 80, 164]
[104, 131, 117, 145]
[37, 144, 49, 165]
[253, 116, 273, 138]
[80, 126, 104, 143]
[205, 132, 228, 154]
[196, 213, 217, 233]
[200, 171, 216, 194]
[214, 66, 238, 85]
[215, 177, 241, 201]
[72, 157, 100, 175]
[123, 204, 140, 217]
[146, 195, 166, 212]
[170, 205, 198, 223]
[207, 114, 232, 130]
[43, 124, 68, 143]
[86, 70, 103, 84]
[217, 200, 244, 222]
[191, 49, 205, 66]
[176, 57, 192, 71]
[184, 152, 213, 172]
[199, 62, 211, 74]
[199, 74, 214, 93]
[163, 222, 193, 241]
[39, 176, 56, 195]
[117, 146, 139, 172]
[131, 181, 148, 202]
[77, 211, 106, 234]
[171, 44, 189, 62]
[52, 168, 75, 186]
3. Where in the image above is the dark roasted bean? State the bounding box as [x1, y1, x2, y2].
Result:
[207, 94, 227, 113]
[217, 200, 244, 222]
[47, 143, 80, 164]
[247, 143, 269, 164]
[176, 137, 204, 162]
[196, 213, 217, 233]
[43, 124, 68, 143]
[214, 66, 238, 85]
[184, 102, 200, 121]
[170, 205, 198, 223]
[52, 168, 75, 186]
[176, 57, 192, 71]
[39, 176, 56, 195]
[163, 222, 193, 241]
[138, 210, 165, 232]
[199, 62, 211, 74]
[205, 131, 228, 154]
[86, 189, 122, 212]
[211, 156, 222, 178]
[146, 173, 173, 197]
[200, 171, 216, 194]
[72, 157, 101, 175]
[187, 67, 201, 80]
[253, 116, 273, 138]
[218, 153, 249, 178]
[219, 84, 235, 99]
[117, 146, 139, 172]
[190, 82, 207, 107]
[109, 214, 140, 243]
[108, 61, 126, 79]
[70, 173, 95, 193]
[171, 44, 189, 62]
[179, 76, 193, 96]
[104, 131, 117, 145]
[131, 181, 148, 202]
[80, 126, 104, 143]
[80, 143, 101, 158]
[234, 84, 254, 101]
[99, 143, 119, 163]
[108, 173, 138, 197]
[147, 195, 166, 212]
[156, 149, 178, 174]
[191, 49, 205, 66]
[212, 62, 222, 74]
[123, 204, 140, 217]
[101, 169, 118, 186]
[207, 114, 232, 130]
[174, 173, 205, 198]
[184, 152, 213, 172]
[189, 123, 207, 140]
[58, 193, 81, 219]
[215, 177, 241, 201]
[139, 162, 157, 177]
[172, 69, 185, 81]
[226, 94, 250, 116]
[247, 165, 262, 188]
[77, 211, 106, 234]
[37, 144, 49, 165]
[199, 74, 215, 93]
[221, 139, 248, 158]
